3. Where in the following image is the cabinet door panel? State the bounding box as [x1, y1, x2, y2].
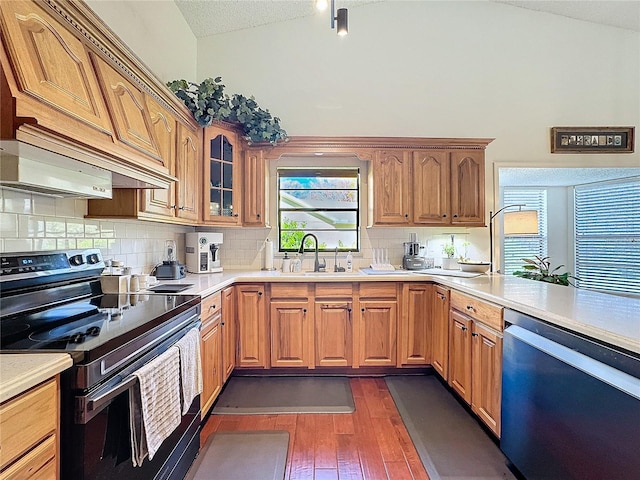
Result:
[200, 318, 221, 417]
[431, 286, 449, 379]
[358, 300, 397, 366]
[176, 123, 200, 221]
[270, 301, 312, 368]
[243, 149, 265, 226]
[92, 55, 162, 163]
[373, 150, 411, 224]
[448, 310, 472, 403]
[471, 322, 502, 436]
[222, 286, 235, 382]
[141, 96, 177, 217]
[450, 150, 484, 224]
[315, 301, 353, 367]
[236, 285, 267, 367]
[412, 151, 450, 224]
[400, 283, 431, 365]
[0, 1, 111, 133]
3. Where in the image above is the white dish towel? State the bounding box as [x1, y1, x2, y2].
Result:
[129, 346, 182, 467]
[175, 327, 203, 414]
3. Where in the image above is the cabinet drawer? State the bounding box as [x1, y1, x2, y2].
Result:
[0, 435, 56, 480]
[201, 291, 222, 323]
[0, 378, 57, 470]
[315, 283, 353, 298]
[450, 291, 503, 331]
[359, 282, 397, 299]
[270, 283, 310, 299]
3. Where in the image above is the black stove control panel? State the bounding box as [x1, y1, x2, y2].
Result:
[0, 249, 104, 278]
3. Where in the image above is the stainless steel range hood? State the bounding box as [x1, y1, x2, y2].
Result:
[0, 126, 176, 198]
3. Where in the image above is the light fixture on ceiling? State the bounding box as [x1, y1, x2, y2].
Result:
[489, 204, 539, 273]
[315, 0, 329, 11]
[330, 0, 348, 36]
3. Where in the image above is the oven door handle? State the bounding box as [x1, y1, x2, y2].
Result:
[85, 375, 137, 414]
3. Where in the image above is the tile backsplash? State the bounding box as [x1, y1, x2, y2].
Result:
[1, 188, 487, 273]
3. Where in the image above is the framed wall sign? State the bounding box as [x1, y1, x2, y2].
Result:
[550, 126, 634, 153]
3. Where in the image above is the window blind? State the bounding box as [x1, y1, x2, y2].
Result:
[502, 189, 547, 274]
[574, 178, 640, 296]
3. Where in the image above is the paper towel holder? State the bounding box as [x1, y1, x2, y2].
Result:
[262, 238, 277, 271]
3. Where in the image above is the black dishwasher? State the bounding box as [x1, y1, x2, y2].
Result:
[501, 309, 640, 480]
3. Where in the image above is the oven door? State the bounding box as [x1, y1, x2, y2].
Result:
[61, 323, 201, 480]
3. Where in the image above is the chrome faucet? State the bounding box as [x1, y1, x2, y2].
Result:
[298, 233, 325, 272]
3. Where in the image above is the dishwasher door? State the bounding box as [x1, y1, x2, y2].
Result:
[501, 317, 640, 480]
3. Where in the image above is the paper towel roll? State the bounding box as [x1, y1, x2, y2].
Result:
[264, 239, 274, 270]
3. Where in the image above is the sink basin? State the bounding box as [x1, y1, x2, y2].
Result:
[303, 271, 359, 276]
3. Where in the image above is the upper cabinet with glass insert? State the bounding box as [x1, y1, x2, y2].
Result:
[203, 125, 242, 225]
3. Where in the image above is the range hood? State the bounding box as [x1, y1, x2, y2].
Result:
[0, 126, 176, 198]
[0, 141, 113, 199]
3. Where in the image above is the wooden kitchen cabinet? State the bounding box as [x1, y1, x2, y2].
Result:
[371, 150, 412, 225]
[399, 283, 432, 366]
[243, 149, 267, 226]
[269, 284, 313, 368]
[235, 284, 268, 368]
[449, 290, 504, 436]
[200, 291, 222, 418]
[448, 309, 472, 403]
[0, 0, 112, 136]
[371, 148, 485, 226]
[431, 285, 450, 380]
[202, 124, 242, 226]
[471, 321, 503, 436]
[314, 283, 354, 367]
[221, 286, 236, 382]
[174, 122, 201, 222]
[356, 283, 398, 367]
[0, 377, 59, 479]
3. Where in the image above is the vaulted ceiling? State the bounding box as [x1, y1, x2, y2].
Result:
[174, 0, 640, 38]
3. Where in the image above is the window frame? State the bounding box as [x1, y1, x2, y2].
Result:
[276, 167, 361, 253]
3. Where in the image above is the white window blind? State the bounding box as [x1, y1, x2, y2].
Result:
[502, 189, 547, 274]
[574, 178, 640, 296]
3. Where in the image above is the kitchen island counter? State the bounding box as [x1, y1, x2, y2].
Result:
[150, 270, 640, 355]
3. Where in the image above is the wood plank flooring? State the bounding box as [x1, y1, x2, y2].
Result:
[200, 377, 430, 480]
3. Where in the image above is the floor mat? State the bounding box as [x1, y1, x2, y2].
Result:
[212, 376, 355, 414]
[185, 431, 289, 480]
[385, 375, 516, 480]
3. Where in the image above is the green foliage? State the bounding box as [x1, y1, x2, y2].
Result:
[442, 243, 455, 258]
[167, 77, 287, 145]
[279, 219, 327, 250]
[512, 256, 578, 286]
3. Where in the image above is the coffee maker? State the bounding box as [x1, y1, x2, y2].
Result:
[185, 232, 223, 273]
[403, 233, 426, 270]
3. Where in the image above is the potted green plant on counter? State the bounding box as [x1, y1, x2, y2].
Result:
[513, 256, 578, 286]
[442, 241, 457, 270]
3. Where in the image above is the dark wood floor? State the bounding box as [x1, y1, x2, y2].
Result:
[201, 377, 430, 480]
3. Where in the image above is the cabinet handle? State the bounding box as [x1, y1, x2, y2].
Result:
[233, 213, 239, 217]
[348, 308, 352, 313]
[466, 305, 475, 311]
[471, 332, 478, 337]
[303, 308, 307, 313]
[438, 293, 447, 300]
[209, 305, 216, 310]
[442, 214, 447, 218]
[361, 308, 365, 312]
[461, 325, 468, 331]
[258, 291, 263, 296]
[404, 214, 409, 218]
[257, 213, 261, 218]
[179, 206, 186, 210]
[170, 205, 177, 210]
[453, 214, 458, 218]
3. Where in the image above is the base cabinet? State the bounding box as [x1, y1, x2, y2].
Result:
[236, 284, 267, 368]
[0, 377, 59, 479]
[221, 286, 236, 382]
[200, 291, 222, 418]
[314, 283, 354, 367]
[431, 286, 450, 379]
[399, 283, 431, 366]
[356, 283, 398, 367]
[448, 290, 504, 436]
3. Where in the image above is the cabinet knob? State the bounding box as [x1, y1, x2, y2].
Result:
[348, 308, 352, 313]
[361, 308, 365, 312]
[257, 213, 261, 218]
[209, 304, 216, 310]
[303, 308, 307, 313]
[233, 213, 239, 217]
[471, 332, 478, 337]
[404, 214, 409, 219]
[461, 325, 468, 331]
[442, 214, 447, 218]
[453, 214, 458, 218]
[466, 305, 475, 311]
[171, 205, 177, 210]
[258, 291, 263, 296]
[179, 206, 186, 210]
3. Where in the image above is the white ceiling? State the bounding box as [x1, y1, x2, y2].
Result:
[174, 0, 640, 38]
[499, 168, 640, 187]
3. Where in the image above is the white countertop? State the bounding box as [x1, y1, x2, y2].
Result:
[153, 269, 640, 355]
[0, 353, 72, 403]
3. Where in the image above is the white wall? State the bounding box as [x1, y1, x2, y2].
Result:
[85, 0, 197, 82]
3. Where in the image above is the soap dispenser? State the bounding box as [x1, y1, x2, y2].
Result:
[346, 252, 353, 272]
